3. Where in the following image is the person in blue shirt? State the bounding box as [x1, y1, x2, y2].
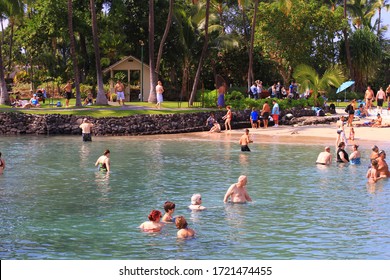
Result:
[250, 107, 260, 128]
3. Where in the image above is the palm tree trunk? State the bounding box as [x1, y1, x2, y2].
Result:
[247, 0, 258, 90]
[0, 41, 10, 105]
[156, 0, 174, 75]
[7, 18, 14, 77]
[67, 0, 82, 106]
[148, 0, 157, 103]
[90, 0, 107, 105]
[343, 0, 353, 78]
[189, 0, 210, 105]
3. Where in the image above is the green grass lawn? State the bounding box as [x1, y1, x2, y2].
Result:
[0, 99, 210, 118]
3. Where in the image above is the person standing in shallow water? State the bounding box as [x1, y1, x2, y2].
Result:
[79, 118, 94, 142]
[223, 175, 252, 203]
[239, 129, 253, 152]
[336, 142, 349, 163]
[95, 149, 110, 172]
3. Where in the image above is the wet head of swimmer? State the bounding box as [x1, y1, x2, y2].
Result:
[148, 210, 162, 222]
[379, 150, 386, 158]
[372, 145, 379, 152]
[191, 194, 202, 205]
[175, 216, 188, 229]
[164, 201, 175, 212]
[103, 149, 110, 156]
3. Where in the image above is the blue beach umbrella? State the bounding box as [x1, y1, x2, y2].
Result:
[336, 80, 355, 101]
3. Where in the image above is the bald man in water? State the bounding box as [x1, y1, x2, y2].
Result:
[223, 175, 252, 203]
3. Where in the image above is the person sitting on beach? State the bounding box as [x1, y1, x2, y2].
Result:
[355, 104, 367, 118]
[11, 95, 23, 107]
[336, 142, 349, 163]
[162, 201, 176, 223]
[139, 210, 164, 232]
[223, 175, 252, 203]
[0, 152, 5, 175]
[175, 216, 195, 238]
[83, 93, 94, 106]
[209, 121, 221, 133]
[24, 94, 40, 108]
[349, 144, 361, 165]
[377, 150, 390, 178]
[366, 159, 381, 183]
[79, 118, 94, 141]
[316, 146, 332, 165]
[371, 114, 382, 127]
[95, 149, 110, 172]
[188, 193, 206, 211]
[205, 113, 215, 129]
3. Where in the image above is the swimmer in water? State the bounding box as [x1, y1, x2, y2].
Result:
[95, 149, 110, 172]
[223, 175, 252, 203]
[188, 193, 206, 210]
[162, 201, 176, 222]
[175, 216, 195, 238]
[139, 210, 164, 232]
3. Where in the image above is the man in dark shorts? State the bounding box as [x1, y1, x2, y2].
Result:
[239, 129, 253, 152]
[79, 118, 94, 141]
[63, 80, 73, 107]
[261, 101, 271, 128]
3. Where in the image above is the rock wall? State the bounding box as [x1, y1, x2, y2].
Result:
[0, 109, 339, 136]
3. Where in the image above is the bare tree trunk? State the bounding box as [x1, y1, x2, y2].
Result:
[7, 18, 14, 77]
[67, 0, 82, 106]
[189, 0, 210, 105]
[156, 0, 174, 75]
[247, 0, 258, 90]
[148, 0, 157, 103]
[343, 0, 353, 79]
[90, 0, 107, 105]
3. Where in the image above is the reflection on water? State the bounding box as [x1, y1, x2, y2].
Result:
[0, 135, 389, 260]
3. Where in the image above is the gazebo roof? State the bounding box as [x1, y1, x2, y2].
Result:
[102, 55, 150, 74]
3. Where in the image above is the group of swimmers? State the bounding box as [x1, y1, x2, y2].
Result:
[138, 193, 205, 238]
[316, 143, 390, 183]
[138, 175, 252, 238]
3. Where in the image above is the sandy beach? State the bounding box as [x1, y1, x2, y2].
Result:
[187, 109, 390, 149]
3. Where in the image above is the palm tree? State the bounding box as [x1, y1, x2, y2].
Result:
[373, 0, 390, 37]
[155, 0, 174, 76]
[90, 0, 107, 105]
[343, 0, 353, 78]
[67, 0, 82, 106]
[293, 64, 345, 106]
[0, 0, 23, 105]
[189, 0, 211, 105]
[148, 0, 157, 103]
